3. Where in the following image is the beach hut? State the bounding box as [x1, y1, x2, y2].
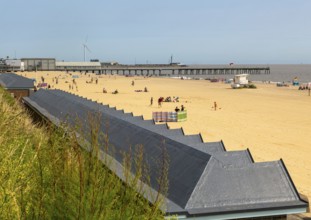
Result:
[0, 73, 34, 99]
[23, 89, 309, 219]
[234, 74, 249, 85]
[231, 74, 249, 88]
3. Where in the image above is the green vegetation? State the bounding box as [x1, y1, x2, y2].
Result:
[233, 84, 257, 89]
[246, 84, 257, 89]
[0, 87, 166, 219]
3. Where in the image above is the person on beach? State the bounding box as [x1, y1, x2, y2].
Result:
[132, 80, 135, 86]
[213, 101, 217, 111]
[158, 97, 163, 107]
[181, 105, 185, 111]
[150, 97, 153, 106]
[144, 87, 148, 92]
[175, 106, 180, 112]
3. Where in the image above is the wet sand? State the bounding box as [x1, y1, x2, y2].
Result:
[19, 71, 311, 215]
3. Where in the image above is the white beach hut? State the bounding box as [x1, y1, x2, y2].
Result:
[234, 74, 249, 84]
[231, 74, 249, 88]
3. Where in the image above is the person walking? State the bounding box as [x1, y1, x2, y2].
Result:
[150, 97, 153, 106]
[213, 101, 217, 111]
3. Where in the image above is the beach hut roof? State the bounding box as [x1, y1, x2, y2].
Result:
[23, 89, 308, 219]
[0, 73, 34, 89]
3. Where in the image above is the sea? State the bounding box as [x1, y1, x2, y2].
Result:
[167, 64, 311, 83]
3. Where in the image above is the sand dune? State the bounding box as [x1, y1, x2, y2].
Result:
[20, 71, 311, 215]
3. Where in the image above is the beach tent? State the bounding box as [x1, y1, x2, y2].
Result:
[23, 89, 309, 219]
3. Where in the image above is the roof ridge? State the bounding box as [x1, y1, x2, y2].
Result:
[50, 90, 249, 161]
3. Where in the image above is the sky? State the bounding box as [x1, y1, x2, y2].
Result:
[1, 0, 311, 64]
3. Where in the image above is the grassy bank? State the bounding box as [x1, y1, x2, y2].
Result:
[0, 87, 165, 219]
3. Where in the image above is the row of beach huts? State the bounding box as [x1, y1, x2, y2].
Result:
[0, 73, 309, 220]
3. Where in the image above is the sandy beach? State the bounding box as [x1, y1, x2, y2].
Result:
[19, 71, 311, 214]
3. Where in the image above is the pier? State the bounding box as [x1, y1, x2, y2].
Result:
[1, 59, 271, 76]
[70, 65, 270, 76]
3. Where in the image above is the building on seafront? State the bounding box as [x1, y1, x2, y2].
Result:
[21, 58, 56, 71]
[55, 61, 101, 72]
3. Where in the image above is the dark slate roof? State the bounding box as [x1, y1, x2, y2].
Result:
[23, 89, 308, 217]
[0, 73, 34, 89]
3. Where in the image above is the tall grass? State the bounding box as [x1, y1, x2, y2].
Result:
[0, 87, 166, 219]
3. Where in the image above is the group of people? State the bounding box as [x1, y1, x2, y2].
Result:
[164, 96, 179, 102]
[68, 78, 78, 91]
[135, 87, 149, 93]
[154, 96, 180, 107]
[52, 77, 58, 84]
[68, 84, 78, 91]
[298, 85, 311, 90]
[102, 87, 118, 94]
[86, 77, 98, 84]
[175, 105, 185, 112]
[151, 97, 186, 111]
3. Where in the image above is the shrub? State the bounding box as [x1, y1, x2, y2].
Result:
[248, 84, 257, 89]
